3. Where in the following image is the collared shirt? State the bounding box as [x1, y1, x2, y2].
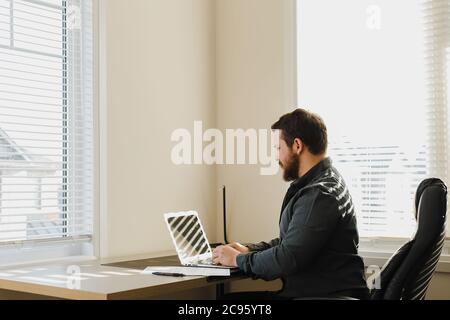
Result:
[236, 157, 368, 298]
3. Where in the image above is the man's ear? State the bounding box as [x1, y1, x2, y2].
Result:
[293, 138, 303, 155]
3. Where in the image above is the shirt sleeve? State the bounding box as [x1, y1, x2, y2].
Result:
[236, 190, 340, 281]
[245, 238, 280, 252]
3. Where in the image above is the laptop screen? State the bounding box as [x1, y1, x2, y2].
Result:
[164, 211, 213, 265]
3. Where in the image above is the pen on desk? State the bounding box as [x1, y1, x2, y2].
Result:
[152, 272, 185, 277]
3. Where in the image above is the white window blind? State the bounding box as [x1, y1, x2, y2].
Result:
[0, 0, 93, 246]
[297, 0, 449, 238]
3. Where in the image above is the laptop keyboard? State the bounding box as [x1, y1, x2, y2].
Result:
[199, 258, 218, 266]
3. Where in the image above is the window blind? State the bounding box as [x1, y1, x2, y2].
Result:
[297, 0, 449, 238]
[0, 0, 93, 245]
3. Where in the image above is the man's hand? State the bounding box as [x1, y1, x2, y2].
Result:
[212, 245, 241, 267]
[228, 242, 250, 254]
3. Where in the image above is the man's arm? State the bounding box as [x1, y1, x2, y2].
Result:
[245, 238, 280, 252]
[236, 190, 340, 281]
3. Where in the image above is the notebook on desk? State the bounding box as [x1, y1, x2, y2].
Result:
[164, 211, 238, 272]
[142, 266, 230, 277]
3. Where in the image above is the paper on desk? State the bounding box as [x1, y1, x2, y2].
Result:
[142, 266, 230, 277]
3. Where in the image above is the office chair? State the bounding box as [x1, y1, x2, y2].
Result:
[369, 178, 447, 300]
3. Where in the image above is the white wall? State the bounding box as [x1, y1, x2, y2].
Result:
[103, 0, 217, 258]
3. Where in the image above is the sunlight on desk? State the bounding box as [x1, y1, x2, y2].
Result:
[18, 276, 67, 285]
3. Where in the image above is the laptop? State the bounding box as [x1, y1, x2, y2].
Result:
[164, 211, 237, 270]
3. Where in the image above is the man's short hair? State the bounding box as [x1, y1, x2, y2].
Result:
[271, 108, 328, 155]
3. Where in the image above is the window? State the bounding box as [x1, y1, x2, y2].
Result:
[297, 0, 449, 238]
[0, 0, 93, 261]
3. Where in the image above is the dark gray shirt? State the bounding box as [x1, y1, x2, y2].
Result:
[236, 158, 368, 298]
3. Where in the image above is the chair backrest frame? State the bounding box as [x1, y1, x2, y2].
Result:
[370, 178, 447, 300]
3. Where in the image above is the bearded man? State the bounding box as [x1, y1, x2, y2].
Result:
[213, 108, 369, 300]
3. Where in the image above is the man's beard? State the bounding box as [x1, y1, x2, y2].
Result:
[280, 152, 300, 182]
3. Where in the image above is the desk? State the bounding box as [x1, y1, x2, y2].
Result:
[0, 255, 247, 300]
[102, 255, 238, 298]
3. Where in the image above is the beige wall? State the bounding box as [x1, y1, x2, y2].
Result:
[103, 0, 217, 258]
[215, 0, 296, 244]
[426, 273, 450, 300]
[102, 0, 296, 258]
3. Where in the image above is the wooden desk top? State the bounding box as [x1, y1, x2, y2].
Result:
[103, 255, 182, 269]
[0, 255, 246, 300]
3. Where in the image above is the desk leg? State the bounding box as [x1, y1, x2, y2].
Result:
[216, 283, 225, 299]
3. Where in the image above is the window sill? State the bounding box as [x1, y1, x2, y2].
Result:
[0, 255, 97, 270]
[0, 238, 94, 269]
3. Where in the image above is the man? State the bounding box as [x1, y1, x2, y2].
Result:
[213, 108, 369, 300]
